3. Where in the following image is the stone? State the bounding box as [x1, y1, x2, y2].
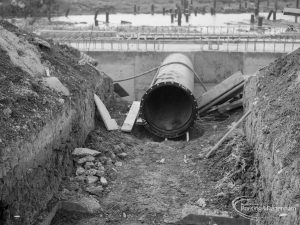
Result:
[106, 158, 113, 166]
[58, 98, 65, 104]
[84, 162, 95, 170]
[61, 195, 101, 214]
[42, 77, 70, 96]
[72, 148, 101, 157]
[109, 151, 116, 160]
[100, 177, 108, 186]
[216, 192, 226, 198]
[115, 161, 122, 167]
[85, 169, 98, 176]
[3, 108, 12, 117]
[76, 166, 85, 176]
[86, 176, 98, 184]
[94, 161, 103, 168]
[77, 155, 96, 164]
[95, 169, 105, 177]
[119, 143, 127, 150]
[75, 176, 86, 182]
[86, 186, 104, 197]
[118, 152, 128, 159]
[99, 156, 108, 164]
[196, 198, 206, 208]
[33, 37, 51, 49]
[113, 145, 122, 154]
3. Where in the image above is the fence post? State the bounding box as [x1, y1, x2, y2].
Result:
[146, 35, 148, 51]
[227, 36, 229, 51]
[163, 34, 165, 51]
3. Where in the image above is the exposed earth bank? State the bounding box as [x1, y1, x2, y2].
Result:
[245, 48, 300, 225]
[0, 20, 114, 225]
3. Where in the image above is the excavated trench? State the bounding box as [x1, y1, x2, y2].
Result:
[1, 20, 299, 225]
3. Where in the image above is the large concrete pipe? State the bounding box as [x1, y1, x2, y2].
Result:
[140, 54, 198, 138]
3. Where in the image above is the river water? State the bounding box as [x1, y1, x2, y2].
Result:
[52, 12, 293, 27]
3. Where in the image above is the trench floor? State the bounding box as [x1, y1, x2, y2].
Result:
[51, 108, 252, 225]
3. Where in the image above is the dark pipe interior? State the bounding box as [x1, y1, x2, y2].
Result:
[143, 85, 193, 133]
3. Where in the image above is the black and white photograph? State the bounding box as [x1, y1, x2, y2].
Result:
[0, 0, 299, 224]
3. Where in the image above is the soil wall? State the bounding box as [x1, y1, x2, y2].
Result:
[0, 22, 114, 225]
[244, 49, 300, 225]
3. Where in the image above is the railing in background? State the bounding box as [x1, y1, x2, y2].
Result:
[36, 24, 299, 39]
[36, 24, 295, 35]
[57, 37, 300, 53]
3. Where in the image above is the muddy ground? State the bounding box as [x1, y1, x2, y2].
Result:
[49, 98, 256, 225]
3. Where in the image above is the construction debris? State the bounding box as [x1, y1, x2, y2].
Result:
[198, 71, 244, 115]
[94, 94, 118, 131]
[121, 101, 140, 132]
[208, 98, 243, 114]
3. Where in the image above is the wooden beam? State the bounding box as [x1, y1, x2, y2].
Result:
[218, 99, 243, 113]
[197, 71, 244, 112]
[94, 94, 118, 131]
[198, 82, 244, 115]
[121, 101, 140, 132]
[205, 110, 251, 158]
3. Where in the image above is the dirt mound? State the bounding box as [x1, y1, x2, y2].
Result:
[0, 20, 112, 148]
[244, 48, 300, 225]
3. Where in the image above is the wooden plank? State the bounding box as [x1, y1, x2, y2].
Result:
[197, 71, 244, 108]
[218, 99, 243, 113]
[207, 98, 243, 113]
[198, 82, 244, 115]
[121, 101, 140, 132]
[113, 83, 129, 97]
[94, 94, 118, 130]
[205, 110, 252, 158]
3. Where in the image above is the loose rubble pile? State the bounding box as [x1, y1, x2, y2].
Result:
[72, 146, 127, 188]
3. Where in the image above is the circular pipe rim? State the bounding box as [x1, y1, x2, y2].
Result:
[140, 81, 198, 138]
